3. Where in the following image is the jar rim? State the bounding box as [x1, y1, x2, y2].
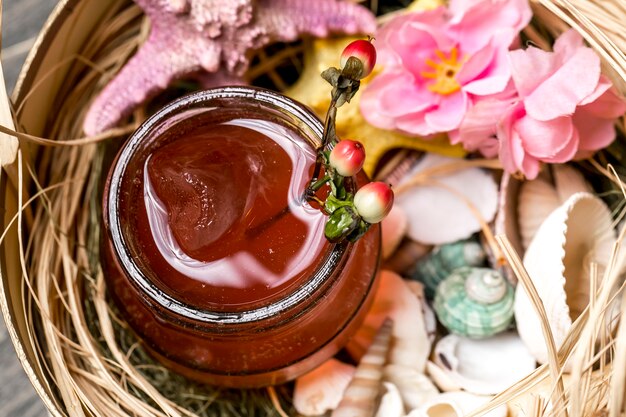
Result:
[107, 86, 349, 325]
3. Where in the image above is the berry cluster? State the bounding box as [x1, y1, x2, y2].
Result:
[308, 39, 394, 243]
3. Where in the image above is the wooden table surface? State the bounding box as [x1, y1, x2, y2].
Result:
[1, 1, 60, 416]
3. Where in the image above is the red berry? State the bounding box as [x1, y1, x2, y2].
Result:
[354, 182, 394, 224]
[329, 139, 366, 176]
[340, 39, 377, 79]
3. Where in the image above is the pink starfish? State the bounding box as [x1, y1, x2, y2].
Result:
[83, 0, 376, 135]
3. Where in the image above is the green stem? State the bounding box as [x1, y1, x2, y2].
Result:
[309, 176, 330, 193]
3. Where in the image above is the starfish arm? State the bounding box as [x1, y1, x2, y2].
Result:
[189, 0, 253, 35]
[254, 0, 377, 42]
[83, 27, 219, 135]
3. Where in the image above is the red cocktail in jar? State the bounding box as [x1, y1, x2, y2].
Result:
[102, 87, 380, 387]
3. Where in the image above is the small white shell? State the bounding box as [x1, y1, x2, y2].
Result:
[397, 154, 498, 245]
[382, 204, 409, 259]
[430, 332, 536, 395]
[375, 382, 405, 417]
[407, 392, 508, 417]
[405, 281, 437, 342]
[347, 271, 431, 373]
[426, 360, 462, 392]
[293, 359, 355, 416]
[515, 192, 616, 365]
[383, 364, 439, 411]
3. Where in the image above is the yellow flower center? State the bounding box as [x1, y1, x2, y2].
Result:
[421, 47, 465, 95]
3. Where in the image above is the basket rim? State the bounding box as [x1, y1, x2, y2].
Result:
[2, 0, 78, 416]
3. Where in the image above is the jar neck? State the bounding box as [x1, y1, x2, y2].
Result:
[107, 87, 351, 329]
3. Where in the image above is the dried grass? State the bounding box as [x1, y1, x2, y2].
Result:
[0, 0, 625, 416]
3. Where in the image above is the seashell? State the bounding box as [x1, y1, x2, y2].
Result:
[375, 382, 405, 417]
[347, 271, 431, 373]
[383, 239, 433, 275]
[405, 281, 437, 342]
[382, 204, 409, 260]
[383, 364, 439, 411]
[518, 177, 561, 251]
[332, 319, 393, 417]
[293, 359, 356, 416]
[426, 360, 462, 392]
[433, 267, 514, 338]
[498, 165, 592, 257]
[552, 164, 593, 202]
[411, 240, 486, 299]
[430, 332, 536, 395]
[396, 154, 498, 245]
[407, 392, 508, 417]
[515, 192, 616, 365]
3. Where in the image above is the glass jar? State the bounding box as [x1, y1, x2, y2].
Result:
[102, 86, 381, 387]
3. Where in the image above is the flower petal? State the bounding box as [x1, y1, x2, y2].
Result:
[509, 47, 558, 98]
[424, 92, 469, 132]
[524, 46, 601, 120]
[462, 35, 513, 95]
[395, 111, 434, 136]
[457, 96, 516, 156]
[448, 0, 531, 52]
[573, 106, 618, 152]
[497, 103, 526, 173]
[514, 114, 575, 159]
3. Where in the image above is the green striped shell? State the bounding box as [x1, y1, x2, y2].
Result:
[411, 240, 486, 298]
[434, 267, 514, 338]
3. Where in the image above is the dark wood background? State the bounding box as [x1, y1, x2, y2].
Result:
[1, 1, 60, 416]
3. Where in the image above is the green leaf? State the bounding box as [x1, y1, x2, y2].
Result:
[324, 206, 359, 243]
[347, 219, 370, 243]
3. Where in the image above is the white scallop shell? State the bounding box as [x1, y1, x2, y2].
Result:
[347, 271, 431, 372]
[518, 165, 591, 250]
[382, 204, 409, 259]
[518, 177, 561, 250]
[515, 192, 616, 366]
[293, 359, 355, 416]
[429, 332, 536, 395]
[397, 154, 498, 245]
[406, 392, 508, 417]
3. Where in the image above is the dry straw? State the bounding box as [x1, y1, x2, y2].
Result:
[0, 0, 625, 416]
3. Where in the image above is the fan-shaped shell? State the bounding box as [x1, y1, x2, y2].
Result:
[411, 240, 486, 298]
[429, 332, 536, 395]
[515, 192, 616, 365]
[518, 165, 592, 250]
[397, 154, 498, 245]
[433, 267, 514, 338]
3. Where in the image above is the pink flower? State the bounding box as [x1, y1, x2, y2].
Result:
[486, 30, 626, 179]
[360, 0, 531, 136]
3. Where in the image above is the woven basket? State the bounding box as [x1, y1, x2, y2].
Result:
[1, 0, 625, 416]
